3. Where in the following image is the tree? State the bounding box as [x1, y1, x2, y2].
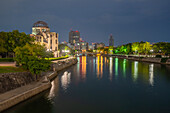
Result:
[153, 42, 170, 55]
[28, 57, 50, 80]
[126, 43, 132, 54]
[0, 30, 35, 57]
[0, 32, 7, 53]
[14, 43, 51, 80]
[132, 42, 139, 54]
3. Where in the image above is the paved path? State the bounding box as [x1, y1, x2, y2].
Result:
[0, 62, 15, 67]
[0, 81, 43, 102]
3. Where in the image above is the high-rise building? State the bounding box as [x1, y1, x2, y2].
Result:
[69, 30, 80, 45]
[109, 34, 114, 46]
[30, 21, 59, 57]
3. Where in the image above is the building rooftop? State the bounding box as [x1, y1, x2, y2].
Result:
[33, 21, 49, 28]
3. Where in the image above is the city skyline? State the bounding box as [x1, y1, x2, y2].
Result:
[0, 0, 170, 46]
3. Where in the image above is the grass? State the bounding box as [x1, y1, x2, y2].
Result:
[0, 66, 26, 73]
[0, 58, 14, 62]
[45, 55, 69, 61]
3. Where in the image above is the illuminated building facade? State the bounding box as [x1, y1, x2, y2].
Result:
[109, 34, 114, 46]
[93, 43, 105, 49]
[30, 21, 59, 57]
[81, 41, 88, 51]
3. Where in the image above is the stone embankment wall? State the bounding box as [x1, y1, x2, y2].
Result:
[51, 57, 78, 72]
[0, 72, 35, 94]
[166, 59, 170, 64]
[141, 57, 162, 63]
[0, 81, 51, 112]
[112, 55, 169, 64]
[0, 57, 78, 112]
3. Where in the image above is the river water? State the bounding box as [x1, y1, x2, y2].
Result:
[3, 56, 170, 113]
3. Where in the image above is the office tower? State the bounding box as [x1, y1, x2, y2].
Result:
[109, 34, 114, 46]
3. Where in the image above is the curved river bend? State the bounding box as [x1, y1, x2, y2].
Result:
[3, 56, 170, 113]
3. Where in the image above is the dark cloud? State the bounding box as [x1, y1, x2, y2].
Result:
[0, 0, 170, 46]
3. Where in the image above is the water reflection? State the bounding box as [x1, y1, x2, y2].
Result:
[5, 56, 170, 113]
[77, 57, 80, 74]
[104, 57, 107, 70]
[101, 56, 103, 77]
[109, 57, 113, 81]
[77, 56, 87, 80]
[96, 56, 104, 79]
[97, 56, 100, 78]
[132, 61, 138, 81]
[61, 71, 71, 91]
[115, 58, 118, 77]
[123, 59, 126, 77]
[93, 58, 96, 74]
[48, 77, 59, 100]
[82, 56, 86, 78]
[77, 56, 156, 85]
[149, 64, 154, 86]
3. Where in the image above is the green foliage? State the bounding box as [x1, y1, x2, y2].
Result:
[0, 58, 14, 62]
[138, 41, 152, 54]
[0, 30, 34, 57]
[0, 32, 7, 53]
[14, 43, 50, 69]
[28, 57, 51, 76]
[46, 55, 69, 61]
[153, 42, 170, 54]
[14, 43, 51, 79]
[114, 43, 132, 54]
[0, 66, 26, 73]
[132, 42, 139, 53]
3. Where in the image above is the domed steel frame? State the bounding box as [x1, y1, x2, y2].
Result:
[33, 21, 49, 27]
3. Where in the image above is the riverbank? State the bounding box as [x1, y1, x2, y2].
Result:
[104, 54, 170, 65]
[0, 57, 78, 112]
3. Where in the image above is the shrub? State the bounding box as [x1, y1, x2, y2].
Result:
[0, 58, 14, 62]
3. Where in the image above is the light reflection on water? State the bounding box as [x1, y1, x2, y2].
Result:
[109, 57, 113, 81]
[115, 58, 118, 77]
[123, 59, 126, 77]
[61, 71, 71, 91]
[4, 55, 170, 113]
[48, 76, 59, 101]
[132, 61, 138, 81]
[96, 56, 103, 79]
[74, 56, 156, 85]
[149, 64, 154, 86]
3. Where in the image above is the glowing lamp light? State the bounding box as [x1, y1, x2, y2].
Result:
[62, 50, 70, 52]
[150, 49, 153, 52]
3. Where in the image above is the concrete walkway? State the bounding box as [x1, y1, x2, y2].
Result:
[0, 81, 48, 102]
[0, 62, 15, 67]
[0, 75, 52, 112]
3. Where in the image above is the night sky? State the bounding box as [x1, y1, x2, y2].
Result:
[0, 0, 170, 46]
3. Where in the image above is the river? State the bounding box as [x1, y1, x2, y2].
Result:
[3, 56, 170, 113]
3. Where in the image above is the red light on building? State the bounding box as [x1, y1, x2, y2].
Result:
[75, 31, 79, 32]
